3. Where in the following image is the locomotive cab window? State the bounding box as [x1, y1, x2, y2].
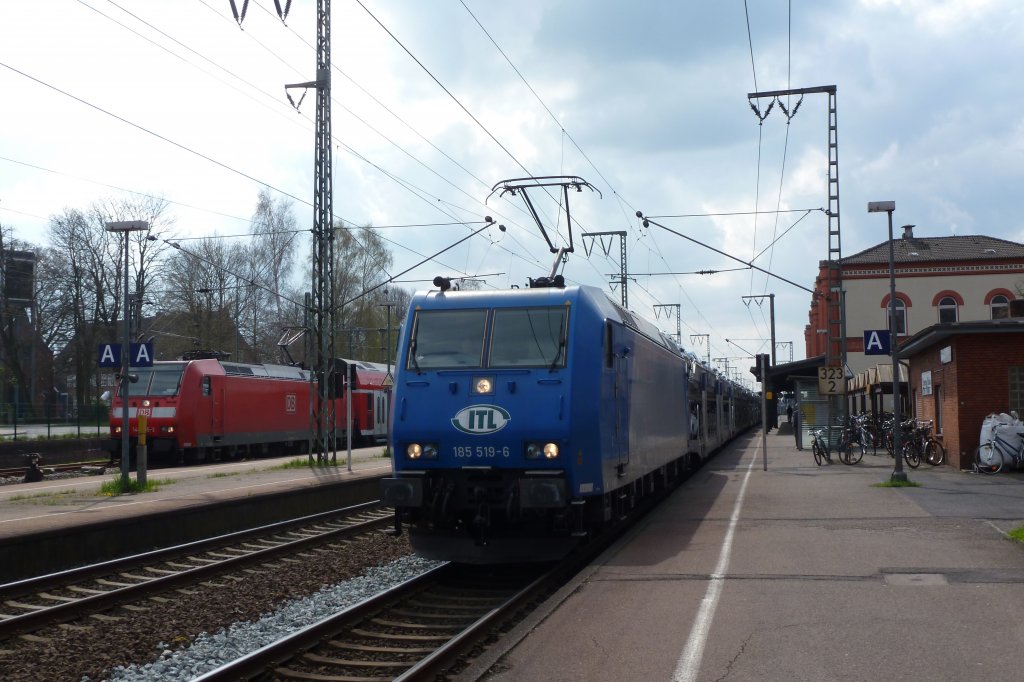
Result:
[149, 364, 185, 396]
[408, 309, 487, 370]
[122, 363, 186, 397]
[490, 307, 568, 368]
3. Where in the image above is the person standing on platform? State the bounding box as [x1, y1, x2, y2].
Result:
[793, 409, 801, 450]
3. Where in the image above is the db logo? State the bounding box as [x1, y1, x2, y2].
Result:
[285, 394, 297, 413]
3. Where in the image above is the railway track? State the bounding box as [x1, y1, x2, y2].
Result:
[194, 490, 667, 681]
[0, 501, 393, 641]
[0, 459, 111, 480]
[188, 451, 697, 680]
[194, 561, 560, 681]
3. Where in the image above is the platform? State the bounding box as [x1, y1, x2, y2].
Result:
[468, 426, 1024, 682]
[0, 448, 393, 582]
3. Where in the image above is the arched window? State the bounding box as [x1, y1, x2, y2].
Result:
[888, 299, 907, 335]
[938, 296, 958, 323]
[991, 294, 1010, 319]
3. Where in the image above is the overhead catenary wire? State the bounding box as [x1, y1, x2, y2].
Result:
[457, 1, 725, 338]
[636, 212, 813, 295]
[0, 59, 516, 286]
[8, 4, 812, 367]
[79, 0, 548, 281]
[21, 4, 625, 316]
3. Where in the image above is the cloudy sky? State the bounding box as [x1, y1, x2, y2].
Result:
[2, 0, 1022, 382]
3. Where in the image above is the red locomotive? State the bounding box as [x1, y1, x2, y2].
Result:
[105, 358, 391, 465]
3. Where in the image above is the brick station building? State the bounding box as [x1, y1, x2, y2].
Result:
[897, 320, 1024, 470]
[803, 228, 1024, 467]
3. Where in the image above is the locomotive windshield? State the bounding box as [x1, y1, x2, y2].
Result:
[408, 309, 487, 369]
[119, 363, 186, 397]
[406, 306, 568, 371]
[490, 307, 567, 368]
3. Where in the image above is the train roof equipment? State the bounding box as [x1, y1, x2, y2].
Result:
[487, 175, 601, 281]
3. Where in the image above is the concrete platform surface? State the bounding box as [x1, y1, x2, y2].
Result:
[474, 429, 1024, 682]
[0, 447, 392, 542]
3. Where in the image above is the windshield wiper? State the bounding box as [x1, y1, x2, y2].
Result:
[549, 339, 565, 373]
[410, 337, 422, 375]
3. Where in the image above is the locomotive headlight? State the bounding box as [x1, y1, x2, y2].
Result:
[142, 399, 151, 407]
[406, 442, 438, 459]
[472, 376, 494, 395]
[525, 441, 560, 460]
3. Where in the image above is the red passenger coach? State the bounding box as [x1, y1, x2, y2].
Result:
[105, 358, 391, 465]
[343, 360, 392, 446]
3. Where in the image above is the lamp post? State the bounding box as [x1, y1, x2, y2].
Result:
[867, 202, 906, 482]
[105, 220, 150, 488]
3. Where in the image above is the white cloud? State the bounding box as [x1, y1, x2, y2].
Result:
[2, 1, 1024, 370]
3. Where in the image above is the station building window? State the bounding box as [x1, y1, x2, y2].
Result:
[886, 299, 907, 335]
[1010, 367, 1024, 415]
[937, 297, 958, 323]
[991, 294, 1010, 319]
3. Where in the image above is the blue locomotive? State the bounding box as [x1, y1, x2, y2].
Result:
[380, 279, 758, 563]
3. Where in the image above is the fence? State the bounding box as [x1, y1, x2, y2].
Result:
[0, 402, 109, 441]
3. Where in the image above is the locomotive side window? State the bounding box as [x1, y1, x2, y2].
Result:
[490, 307, 568, 368]
[408, 309, 487, 369]
[201, 376, 211, 396]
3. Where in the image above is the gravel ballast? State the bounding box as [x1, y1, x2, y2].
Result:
[103, 553, 442, 682]
[0, 533, 427, 681]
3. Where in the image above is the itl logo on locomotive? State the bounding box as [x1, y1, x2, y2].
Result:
[451, 405, 511, 435]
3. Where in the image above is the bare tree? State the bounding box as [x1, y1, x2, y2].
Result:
[251, 189, 298, 315]
[44, 195, 174, 408]
[158, 237, 251, 358]
[328, 223, 405, 362]
[45, 208, 115, 409]
[246, 189, 302, 362]
[32, 246, 76, 357]
[90, 195, 176, 328]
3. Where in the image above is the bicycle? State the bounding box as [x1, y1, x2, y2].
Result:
[810, 427, 832, 466]
[899, 419, 946, 467]
[919, 421, 946, 466]
[974, 423, 1024, 474]
[837, 420, 864, 465]
[881, 417, 920, 466]
[845, 413, 884, 462]
[879, 414, 897, 457]
[856, 412, 885, 456]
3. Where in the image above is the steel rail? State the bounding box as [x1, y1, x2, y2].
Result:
[193, 563, 454, 681]
[0, 502, 390, 639]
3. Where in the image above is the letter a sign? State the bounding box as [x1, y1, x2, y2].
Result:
[98, 342, 155, 367]
[99, 343, 120, 368]
[863, 329, 891, 356]
[131, 342, 154, 367]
